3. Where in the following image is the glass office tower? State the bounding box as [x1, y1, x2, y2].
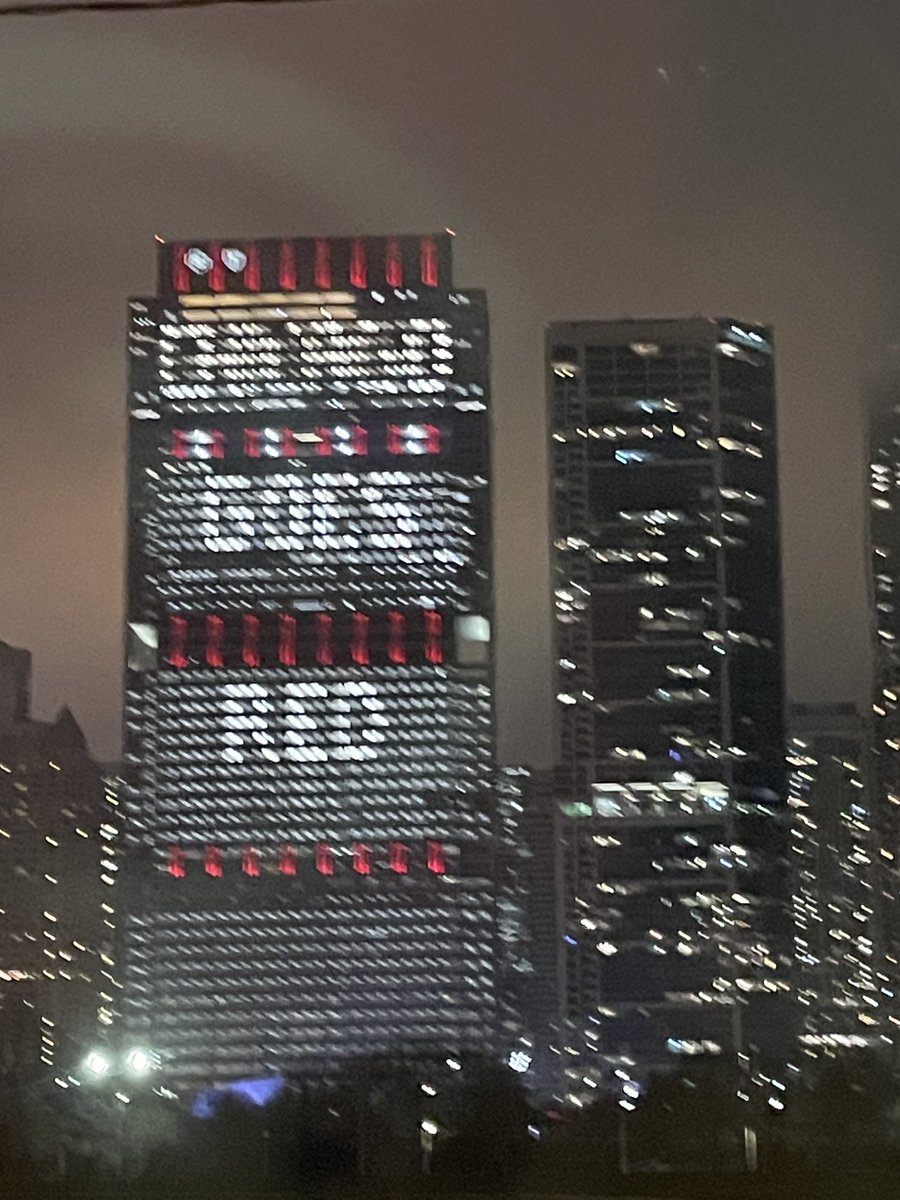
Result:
[547, 319, 788, 1093]
[123, 234, 514, 1086]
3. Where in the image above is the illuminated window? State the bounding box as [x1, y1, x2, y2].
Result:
[242, 847, 261, 877]
[278, 845, 298, 876]
[426, 840, 446, 874]
[242, 615, 261, 668]
[389, 841, 409, 874]
[314, 238, 331, 289]
[167, 846, 186, 878]
[315, 843, 334, 876]
[171, 429, 224, 460]
[385, 236, 403, 287]
[166, 615, 189, 669]
[420, 235, 439, 286]
[278, 613, 297, 666]
[205, 616, 225, 668]
[351, 612, 370, 665]
[204, 846, 223, 878]
[353, 842, 372, 875]
[349, 237, 367, 288]
[387, 423, 440, 455]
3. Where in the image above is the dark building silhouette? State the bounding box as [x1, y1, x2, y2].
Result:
[546, 319, 789, 1097]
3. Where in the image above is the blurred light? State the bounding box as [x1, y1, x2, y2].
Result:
[84, 1050, 112, 1077]
[420, 1118, 439, 1136]
[125, 1047, 155, 1075]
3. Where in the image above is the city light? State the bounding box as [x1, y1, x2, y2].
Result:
[84, 1050, 112, 1077]
[125, 1047, 155, 1075]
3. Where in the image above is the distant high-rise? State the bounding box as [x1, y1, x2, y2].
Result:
[124, 234, 521, 1086]
[547, 318, 789, 1093]
[867, 354, 900, 1027]
[0, 642, 114, 1079]
[788, 702, 885, 1051]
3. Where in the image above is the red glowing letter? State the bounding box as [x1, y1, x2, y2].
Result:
[278, 613, 297, 666]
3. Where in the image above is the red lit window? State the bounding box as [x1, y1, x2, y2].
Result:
[351, 612, 370, 665]
[385, 236, 403, 288]
[350, 425, 368, 455]
[244, 428, 261, 457]
[167, 615, 189, 668]
[349, 237, 367, 288]
[242, 614, 261, 667]
[278, 845, 298, 876]
[279, 239, 297, 290]
[244, 242, 261, 291]
[314, 426, 333, 456]
[204, 845, 224, 878]
[278, 613, 297, 666]
[353, 842, 372, 875]
[172, 244, 190, 294]
[281, 428, 298, 457]
[316, 613, 333, 666]
[209, 243, 226, 292]
[167, 846, 186, 878]
[314, 238, 331, 290]
[315, 842, 334, 875]
[426, 840, 446, 874]
[424, 610, 444, 664]
[172, 429, 224, 459]
[388, 611, 406, 664]
[386, 423, 440, 456]
[420, 235, 439, 287]
[389, 841, 409, 874]
[242, 846, 261, 877]
[206, 615, 225, 668]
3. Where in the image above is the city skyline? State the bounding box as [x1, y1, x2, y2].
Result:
[5, 2, 900, 765]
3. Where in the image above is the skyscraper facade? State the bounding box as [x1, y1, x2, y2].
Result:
[123, 234, 516, 1086]
[0, 642, 115, 1080]
[547, 319, 789, 1094]
[867, 355, 900, 1032]
[788, 702, 886, 1052]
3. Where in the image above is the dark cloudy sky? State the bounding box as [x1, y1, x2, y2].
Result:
[1, 0, 897, 764]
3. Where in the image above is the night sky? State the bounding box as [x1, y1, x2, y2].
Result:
[2, 0, 898, 765]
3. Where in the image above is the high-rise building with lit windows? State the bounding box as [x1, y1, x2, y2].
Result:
[0, 641, 115, 1080]
[788, 702, 887, 1052]
[867, 355, 900, 1030]
[123, 234, 520, 1087]
[547, 319, 789, 1094]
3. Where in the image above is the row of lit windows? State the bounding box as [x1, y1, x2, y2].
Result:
[169, 236, 443, 295]
[161, 608, 446, 669]
[165, 839, 449, 878]
[169, 423, 441, 461]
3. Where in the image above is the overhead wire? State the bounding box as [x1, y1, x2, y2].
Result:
[0, 0, 338, 16]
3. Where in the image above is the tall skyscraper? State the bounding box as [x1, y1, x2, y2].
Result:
[788, 702, 886, 1051]
[547, 319, 789, 1094]
[0, 642, 115, 1079]
[124, 234, 517, 1087]
[867, 353, 900, 1030]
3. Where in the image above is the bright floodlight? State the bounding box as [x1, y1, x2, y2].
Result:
[84, 1050, 112, 1077]
[125, 1047, 154, 1075]
[420, 1118, 439, 1137]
